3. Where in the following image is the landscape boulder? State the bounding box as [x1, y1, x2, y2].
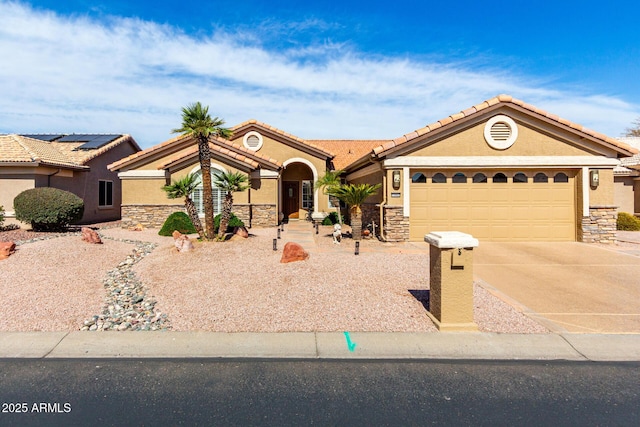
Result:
[280, 242, 309, 263]
[81, 227, 103, 244]
[172, 231, 194, 253]
[129, 223, 144, 231]
[0, 241, 16, 260]
[235, 226, 249, 238]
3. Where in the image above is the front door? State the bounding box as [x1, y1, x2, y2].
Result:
[283, 181, 299, 219]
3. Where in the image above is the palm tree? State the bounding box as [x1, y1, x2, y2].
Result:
[331, 183, 381, 241]
[213, 171, 249, 240]
[315, 169, 344, 225]
[162, 173, 205, 240]
[172, 102, 232, 240]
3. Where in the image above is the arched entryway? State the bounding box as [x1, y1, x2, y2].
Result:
[281, 158, 318, 221]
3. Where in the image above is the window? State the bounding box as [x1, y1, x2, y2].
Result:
[191, 170, 223, 216]
[99, 180, 113, 207]
[554, 172, 569, 183]
[302, 180, 313, 209]
[432, 173, 446, 183]
[533, 173, 549, 183]
[513, 172, 528, 183]
[492, 172, 507, 183]
[472, 173, 487, 183]
[412, 172, 427, 183]
[452, 172, 467, 183]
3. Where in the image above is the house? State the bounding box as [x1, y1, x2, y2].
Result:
[108, 95, 637, 243]
[0, 133, 140, 225]
[613, 137, 640, 216]
[108, 122, 335, 228]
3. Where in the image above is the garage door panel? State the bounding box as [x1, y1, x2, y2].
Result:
[409, 170, 576, 242]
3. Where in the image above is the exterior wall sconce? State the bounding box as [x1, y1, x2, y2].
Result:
[590, 170, 600, 188]
[392, 170, 401, 190]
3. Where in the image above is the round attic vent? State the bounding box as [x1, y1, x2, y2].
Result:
[243, 131, 263, 151]
[484, 115, 518, 150]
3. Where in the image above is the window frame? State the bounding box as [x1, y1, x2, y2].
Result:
[98, 180, 113, 207]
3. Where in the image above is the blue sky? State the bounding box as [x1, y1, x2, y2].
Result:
[1, 0, 639, 148]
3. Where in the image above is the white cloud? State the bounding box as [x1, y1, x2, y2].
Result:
[0, 1, 638, 148]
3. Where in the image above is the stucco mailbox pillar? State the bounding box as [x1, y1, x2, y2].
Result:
[424, 231, 479, 332]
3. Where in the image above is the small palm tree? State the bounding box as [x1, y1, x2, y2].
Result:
[172, 102, 232, 240]
[332, 183, 381, 241]
[315, 170, 344, 225]
[162, 173, 205, 240]
[213, 171, 249, 240]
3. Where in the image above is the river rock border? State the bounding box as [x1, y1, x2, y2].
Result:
[81, 236, 172, 331]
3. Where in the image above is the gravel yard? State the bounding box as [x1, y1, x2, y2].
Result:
[0, 222, 548, 333]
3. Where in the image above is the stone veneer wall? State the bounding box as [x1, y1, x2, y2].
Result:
[382, 205, 409, 242]
[579, 205, 617, 244]
[122, 203, 277, 229]
[251, 204, 277, 227]
[121, 204, 185, 228]
[233, 204, 251, 227]
[360, 204, 381, 238]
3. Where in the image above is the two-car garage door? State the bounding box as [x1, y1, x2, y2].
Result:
[409, 170, 576, 241]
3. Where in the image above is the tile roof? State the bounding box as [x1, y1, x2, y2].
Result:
[370, 94, 639, 158]
[0, 134, 137, 170]
[309, 140, 389, 170]
[233, 119, 335, 158]
[110, 133, 283, 172]
[159, 142, 260, 170]
[617, 137, 640, 172]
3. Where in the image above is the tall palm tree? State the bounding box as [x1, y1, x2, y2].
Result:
[213, 171, 249, 240]
[315, 169, 344, 225]
[331, 183, 381, 241]
[162, 173, 205, 240]
[172, 102, 232, 240]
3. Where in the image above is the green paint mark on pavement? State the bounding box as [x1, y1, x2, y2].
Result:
[344, 331, 356, 352]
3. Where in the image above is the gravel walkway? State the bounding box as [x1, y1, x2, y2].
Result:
[0, 221, 551, 333]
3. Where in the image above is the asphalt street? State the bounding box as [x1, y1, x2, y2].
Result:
[1, 359, 639, 426]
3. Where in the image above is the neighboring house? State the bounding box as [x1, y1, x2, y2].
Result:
[613, 137, 640, 216]
[0, 133, 140, 225]
[108, 95, 637, 243]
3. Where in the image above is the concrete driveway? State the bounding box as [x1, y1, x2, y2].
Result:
[474, 242, 640, 333]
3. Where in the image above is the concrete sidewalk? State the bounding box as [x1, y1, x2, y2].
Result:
[1, 331, 639, 362]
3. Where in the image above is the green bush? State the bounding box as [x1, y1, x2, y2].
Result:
[158, 211, 198, 236]
[214, 213, 244, 233]
[0, 205, 4, 228]
[322, 212, 341, 225]
[617, 212, 640, 231]
[14, 188, 84, 231]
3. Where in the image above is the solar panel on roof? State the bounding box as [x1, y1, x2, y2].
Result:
[20, 134, 64, 141]
[58, 134, 93, 142]
[76, 135, 121, 150]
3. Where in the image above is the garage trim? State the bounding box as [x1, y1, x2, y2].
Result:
[383, 156, 620, 168]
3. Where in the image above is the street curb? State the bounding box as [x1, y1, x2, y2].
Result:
[1, 332, 640, 361]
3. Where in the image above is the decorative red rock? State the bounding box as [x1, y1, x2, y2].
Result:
[235, 226, 249, 238]
[0, 241, 16, 260]
[280, 242, 309, 263]
[81, 227, 103, 244]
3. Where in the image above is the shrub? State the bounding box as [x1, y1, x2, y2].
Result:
[0, 205, 4, 228]
[14, 188, 84, 231]
[617, 212, 640, 231]
[322, 212, 340, 225]
[214, 213, 244, 233]
[158, 211, 198, 236]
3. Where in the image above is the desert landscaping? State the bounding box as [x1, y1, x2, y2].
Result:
[0, 221, 549, 334]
